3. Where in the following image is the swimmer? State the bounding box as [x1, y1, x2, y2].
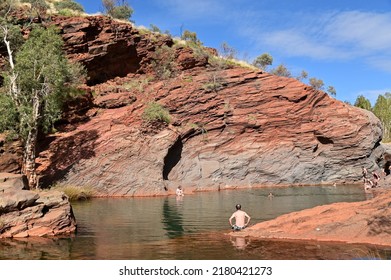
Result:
[229, 204, 251, 231]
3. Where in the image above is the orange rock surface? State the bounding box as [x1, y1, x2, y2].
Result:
[233, 188, 391, 247]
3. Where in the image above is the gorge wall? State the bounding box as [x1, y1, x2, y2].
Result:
[0, 15, 386, 196]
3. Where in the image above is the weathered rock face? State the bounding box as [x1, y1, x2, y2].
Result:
[0, 134, 23, 174]
[35, 67, 384, 196]
[51, 15, 174, 85]
[0, 173, 76, 238]
[0, 15, 387, 196]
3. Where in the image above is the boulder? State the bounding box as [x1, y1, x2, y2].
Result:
[0, 174, 76, 238]
[0, 189, 39, 214]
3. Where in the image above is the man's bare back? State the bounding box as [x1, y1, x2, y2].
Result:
[229, 204, 251, 230]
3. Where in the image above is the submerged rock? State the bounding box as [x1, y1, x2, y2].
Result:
[0, 173, 76, 238]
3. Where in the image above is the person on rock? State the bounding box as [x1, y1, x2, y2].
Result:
[362, 167, 368, 180]
[364, 178, 374, 190]
[372, 172, 380, 187]
[229, 204, 251, 231]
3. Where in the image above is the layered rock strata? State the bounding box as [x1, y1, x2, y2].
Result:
[0, 15, 387, 196]
[0, 173, 76, 238]
[36, 67, 384, 196]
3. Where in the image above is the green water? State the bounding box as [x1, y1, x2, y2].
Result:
[1, 185, 390, 260]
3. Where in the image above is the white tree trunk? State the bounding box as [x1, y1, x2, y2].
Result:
[22, 92, 41, 189]
[23, 128, 38, 189]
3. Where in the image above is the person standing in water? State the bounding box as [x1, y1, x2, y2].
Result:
[176, 186, 184, 196]
[229, 204, 251, 231]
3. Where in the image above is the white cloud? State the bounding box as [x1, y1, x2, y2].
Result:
[261, 11, 391, 59]
[156, 1, 391, 75]
[262, 29, 347, 60]
[326, 11, 391, 53]
[243, 10, 391, 65]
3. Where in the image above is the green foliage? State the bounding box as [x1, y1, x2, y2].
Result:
[309, 77, 324, 91]
[142, 102, 171, 124]
[20, 0, 49, 16]
[202, 73, 225, 92]
[253, 53, 273, 70]
[181, 29, 202, 47]
[354, 95, 372, 111]
[327, 85, 337, 96]
[57, 8, 77, 17]
[102, 0, 133, 20]
[110, 5, 133, 20]
[53, 184, 94, 201]
[270, 64, 291, 77]
[123, 76, 152, 93]
[0, 0, 15, 17]
[54, 1, 85, 12]
[373, 93, 391, 142]
[296, 70, 308, 81]
[354, 93, 391, 142]
[151, 45, 177, 80]
[1, 26, 84, 140]
[0, 21, 24, 53]
[202, 81, 223, 92]
[0, 91, 18, 135]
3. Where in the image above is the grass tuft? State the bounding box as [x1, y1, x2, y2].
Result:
[52, 184, 94, 201]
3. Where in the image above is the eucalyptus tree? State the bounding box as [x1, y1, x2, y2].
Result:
[308, 77, 324, 91]
[102, 0, 133, 20]
[373, 93, 391, 142]
[326, 85, 336, 97]
[1, 23, 84, 188]
[354, 95, 372, 111]
[269, 64, 291, 77]
[253, 53, 273, 70]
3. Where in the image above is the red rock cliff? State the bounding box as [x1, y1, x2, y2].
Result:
[0, 15, 386, 196]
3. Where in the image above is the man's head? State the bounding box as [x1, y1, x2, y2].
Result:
[236, 204, 241, 210]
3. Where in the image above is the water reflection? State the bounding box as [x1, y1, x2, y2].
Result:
[162, 198, 184, 238]
[1, 185, 391, 260]
[230, 236, 250, 250]
[1, 233, 390, 260]
[0, 237, 73, 260]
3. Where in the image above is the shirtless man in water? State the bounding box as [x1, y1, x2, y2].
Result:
[229, 204, 251, 231]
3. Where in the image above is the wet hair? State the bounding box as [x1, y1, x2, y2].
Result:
[236, 204, 241, 210]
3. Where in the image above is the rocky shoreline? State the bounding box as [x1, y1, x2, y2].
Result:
[2, 170, 391, 251]
[231, 184, 391, 248]
[0, 173, 76, 238]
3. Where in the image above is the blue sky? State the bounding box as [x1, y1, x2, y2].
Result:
[75, 0, 391, 105]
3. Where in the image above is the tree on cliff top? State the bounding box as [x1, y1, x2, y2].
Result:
[102, 0, 133, 20]
[0, 21, 84, 188]
[253, 53, 273, 70]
